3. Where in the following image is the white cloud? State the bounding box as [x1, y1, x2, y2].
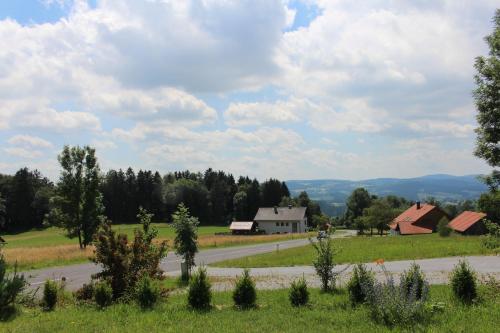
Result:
[19, 107, 101, 131]
[4, 147, 44, 159]
[7, 135, 53, 148]
[224, 98, 302, 127]
[407, 120, 475, 138]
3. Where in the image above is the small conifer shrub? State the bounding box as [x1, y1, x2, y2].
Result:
[289, 277, 309, 307]
[187, 267, 211, 310]
[450, 260, 478, 304]
[43, 280, 58, 311]
[136, 275, 160, 309]
[347, 263, 375, 305]
[233, 269, 257, 309]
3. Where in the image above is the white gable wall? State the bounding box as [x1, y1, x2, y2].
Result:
[256, 218, 307, 234]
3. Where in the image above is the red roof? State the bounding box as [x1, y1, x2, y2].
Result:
[448, 211, 486, 232]
[390, 203, 439, 235]
[397, 222, 434, 234]
[393, 203, 436, 224]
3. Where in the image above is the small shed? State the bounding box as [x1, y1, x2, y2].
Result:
[448, 211, 487, 235]
[229, 221, 256, 235]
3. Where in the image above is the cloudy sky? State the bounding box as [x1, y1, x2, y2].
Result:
[0, 0, 497, 181]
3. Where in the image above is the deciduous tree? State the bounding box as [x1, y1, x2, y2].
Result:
[46, 146, 103, 249]
[473, 9, 500, 169]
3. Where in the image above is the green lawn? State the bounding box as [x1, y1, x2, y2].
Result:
[1, 286, 498, 332]
[2, 224, 227, 249]
[213, 233, 495, 268]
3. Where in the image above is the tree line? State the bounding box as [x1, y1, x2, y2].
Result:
[0, 146, 321, 239]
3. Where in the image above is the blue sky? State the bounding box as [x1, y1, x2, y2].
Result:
[0, 0, 497, 181]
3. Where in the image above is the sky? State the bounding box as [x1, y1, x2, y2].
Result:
[0, 0, 497, 181]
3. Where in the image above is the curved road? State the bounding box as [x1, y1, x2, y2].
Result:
[24, 231, 356, 291]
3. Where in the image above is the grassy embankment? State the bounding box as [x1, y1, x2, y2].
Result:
[213, 233, 495, 268]
[1, 225, 315, 271]
[1, 285, 498, 333]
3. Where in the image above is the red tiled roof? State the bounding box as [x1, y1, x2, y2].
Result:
[397, 221, 434, 234]
[393, 203, 436, 224]
[448, 211, 486, 232]
[390, 203, 438, 235]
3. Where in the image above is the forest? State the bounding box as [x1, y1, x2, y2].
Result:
[0, 166, 320, 232]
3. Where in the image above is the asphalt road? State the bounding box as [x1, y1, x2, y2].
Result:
[23, 231, 356, 291]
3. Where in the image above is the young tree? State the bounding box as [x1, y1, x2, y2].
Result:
[172, 203, 199, 278]
[46, 146, 103, 249]
[309, 231, 339, 291]
[473, 9, 500, 170]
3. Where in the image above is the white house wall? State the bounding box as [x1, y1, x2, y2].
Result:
[256, 219, 307, 234]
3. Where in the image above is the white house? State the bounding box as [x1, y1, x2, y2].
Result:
[254, 206, 307, 234]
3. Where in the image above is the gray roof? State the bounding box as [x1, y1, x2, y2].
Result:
[254, 207, 307, 221]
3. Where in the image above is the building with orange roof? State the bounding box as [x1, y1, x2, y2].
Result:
[448, 211, 487, 235]
[390, 202, 448, 235]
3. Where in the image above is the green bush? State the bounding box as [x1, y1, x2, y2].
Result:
[482, 220, 500, 250]
[310, 233, 339, 292]
[437, 217, 452, 237]
[0, 255, 27, 320]
[136, 275, 160, 309]
[365, 267, 431, 328]
[450, 260, 477, 304]
[187, 267, 211, 310]
[400, 263, 427, 300]
[94, 281, 113, 308]
[42, 280, 58, 311]
[347, 263, 374, 305]
[233, 269, 257, 309]
[92, 211, 168, 300]
[74, 282, 95, 301]
[289, 277, 309, 307]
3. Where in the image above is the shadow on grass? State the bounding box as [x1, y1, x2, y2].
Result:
[0, 306, 20, 322]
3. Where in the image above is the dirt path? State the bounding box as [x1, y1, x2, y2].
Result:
[172, 255, 500, 291]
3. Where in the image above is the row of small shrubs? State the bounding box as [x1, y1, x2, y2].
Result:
[74, 275, 162, 309]
[346, 260, 480, 328]
[187, 267, 310, 310]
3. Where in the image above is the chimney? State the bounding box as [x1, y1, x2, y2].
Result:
[274, 206, 278, 214]
[416, 201, 421, 209]
[288, 204, 292, 209]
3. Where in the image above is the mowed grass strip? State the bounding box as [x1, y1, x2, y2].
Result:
[1, 225, 315, 271]
[1, 286, 498, 333]
[213, 233, 495, 268]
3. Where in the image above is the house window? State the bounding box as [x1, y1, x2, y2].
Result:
[286, 223, 289, 226]
[276, 222, 279, 227]
[281, 222, 284, 226]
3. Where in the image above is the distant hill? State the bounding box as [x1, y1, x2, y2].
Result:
[286, 174, 488, 216]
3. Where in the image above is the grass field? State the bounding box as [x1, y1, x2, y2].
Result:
[1, 225, 315, 271]
[1, 285, 498, 332]
[213, 233, 495, 268]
